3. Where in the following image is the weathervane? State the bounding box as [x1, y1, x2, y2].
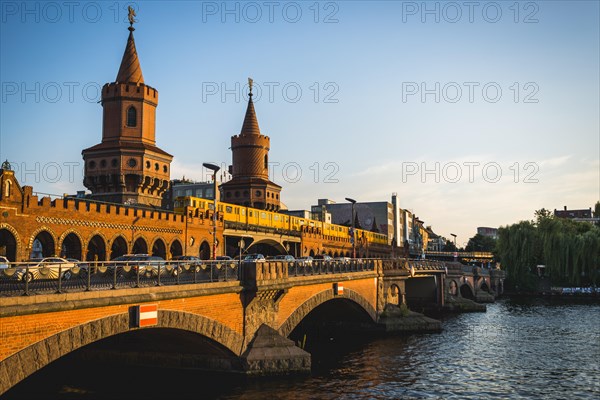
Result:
[128, 6, 137, 29]
[248, 77, 254, 96]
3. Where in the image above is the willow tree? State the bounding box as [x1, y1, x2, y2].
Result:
[498, 209, 600, 288]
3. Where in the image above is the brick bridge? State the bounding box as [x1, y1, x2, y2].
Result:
[0, 259, 467, 395]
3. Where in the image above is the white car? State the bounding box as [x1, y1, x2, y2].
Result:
[243, 254, 266, 263]
[296, 256, 313, 266]
[0, 256, 9, 270]
[17, 257, 76, 282]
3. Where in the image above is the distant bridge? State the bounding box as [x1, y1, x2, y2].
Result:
[425, 251, 495, 263]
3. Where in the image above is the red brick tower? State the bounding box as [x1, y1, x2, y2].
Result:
[82, 20, 172, 207]
[220, 79, 281, 211]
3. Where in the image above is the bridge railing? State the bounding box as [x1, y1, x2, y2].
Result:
[288, 258, 376, 277]
[382, 258, 447, 273]
[0, 260, 240, 297]
[242, 258, 377, 285]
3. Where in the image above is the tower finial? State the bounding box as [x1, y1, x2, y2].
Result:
[127, 5, 137, 31]
[248, 77, 254, 97]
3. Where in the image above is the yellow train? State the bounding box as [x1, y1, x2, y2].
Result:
[173, 196, 388, 246]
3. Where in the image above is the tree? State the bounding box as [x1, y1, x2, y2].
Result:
[465, 234, 496, 252]
[496, 210, 600, 289]
[443, 239, 457, 252]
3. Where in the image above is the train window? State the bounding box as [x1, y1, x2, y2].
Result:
[260, 212, 266, 219]
[226, 206, 232, 213]
[242, 209, 246, 216]
[274, 215, 280, 221]
[249, 211, 253, 217]
[309, 221, 315, 227]
[208, 203, 214, 210]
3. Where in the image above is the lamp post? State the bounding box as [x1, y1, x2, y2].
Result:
[203, 163, 220, 260]
[450, 233, 457, 261]
[345, 197, 357, 259]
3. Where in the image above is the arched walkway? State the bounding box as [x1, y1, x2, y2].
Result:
[0, 228, 17, 261]
[110, 236, 128, 259]
[86, 235, 106, 261]
[169, 240, 183, 259]
[132, 237, 148, 254]
[30, 230, 55, 258]
[60, 233, 82, 260]
[199, 241, 210, 260]
[151, 238, 167, 259]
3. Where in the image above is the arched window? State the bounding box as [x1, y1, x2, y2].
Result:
[4, 180, 11, 197]
[127, 106, 137, 127]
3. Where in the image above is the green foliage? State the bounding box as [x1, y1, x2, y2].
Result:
[399, 302, 410, 317]
[443, 240, 457, 252]
[497, 209, 600, 288]
[465, 233, 497, 252]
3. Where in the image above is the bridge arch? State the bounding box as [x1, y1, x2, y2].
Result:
[246, 238, 286, 255]
[460, 282, 475, 299]
[0, 223, 20, 261]
[279, 289, 377, 337]
[0, 310, 244, 394]
[477, 277, 490, 293]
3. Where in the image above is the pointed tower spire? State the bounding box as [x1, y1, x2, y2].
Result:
[240, 77, 261, 136]
[116, 10, 144, 84]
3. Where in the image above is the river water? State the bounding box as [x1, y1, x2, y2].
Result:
[5, 297, 600, 399]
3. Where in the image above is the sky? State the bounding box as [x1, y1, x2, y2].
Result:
[1, 0, 599, 245]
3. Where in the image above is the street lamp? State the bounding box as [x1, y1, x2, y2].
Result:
[345, 197, 357, 259]
[203, 163, 220, 260]
[450, 233, 457, 260]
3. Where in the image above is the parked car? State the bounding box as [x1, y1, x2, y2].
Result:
[0, 256, 9, 270]
[243, 254, 266, 263]
[296, 256, 313, 266]
[313, 254, 333, 261]
[104, 254, 166, 277]
[273, 255, 295, 262]
[334, 257, 351, 265]
[17, 257, 76, 282]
